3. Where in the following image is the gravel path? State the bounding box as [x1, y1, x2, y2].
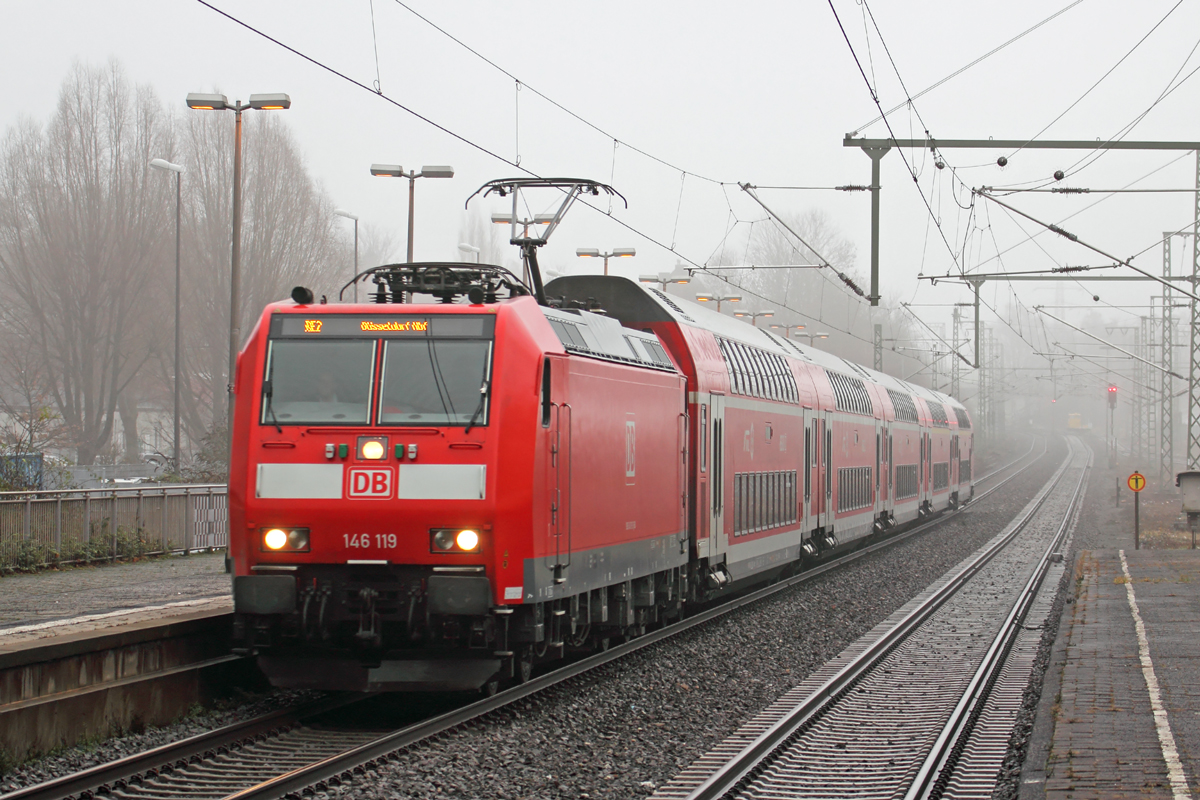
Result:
[305, 438, 1064, 799]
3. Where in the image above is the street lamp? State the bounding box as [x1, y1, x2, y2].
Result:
[695, 292, 742, 313]
[577, 247, 636, 276]
[639, 273, 691, 291]
[794, 331, 831, 346]
[370, 164, 454, 262]
[333, 209, 359, 302]
[458, 243, 480, 263]
[770, 323, 807, 337]
[734, 309, 775, 328]
[149, 158, 185, 471]
[186, 91, 290, 439]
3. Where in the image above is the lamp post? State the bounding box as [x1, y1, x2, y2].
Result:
[695, 292, 742, 313]
[333, 209, 359, 301]
[149, 158, 185, 471]
[734, 309, 775, 328]
[639, 273, 691, 292]
[458, 243, 481, 263]
[370, 165, 455, 262]
[770, 322, 807, 337]
[576, 247, 636, 275]
[186, 92, 290, 439]
[794, 331, 831, 346]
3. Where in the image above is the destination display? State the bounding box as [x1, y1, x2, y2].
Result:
[271, 314, 491, 338]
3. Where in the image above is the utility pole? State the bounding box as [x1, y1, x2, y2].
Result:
[1163, 236, 1176, 485]
[1191, 155, 1200, 470]
[1142, 315, 1158, 467]
[978, 323, 990, 441]
[951, 306, 962, 398]
[873, 322, 883, 372]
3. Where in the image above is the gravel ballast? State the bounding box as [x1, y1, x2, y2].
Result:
[306, 437, 1065, 799]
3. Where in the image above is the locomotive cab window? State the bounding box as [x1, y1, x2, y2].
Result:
[379, 339, 493, 426]
[262, 340, 375, 425]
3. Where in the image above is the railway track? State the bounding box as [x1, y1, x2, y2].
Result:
[5, 437, 1045, 800]
[651, 436, 1089, 800]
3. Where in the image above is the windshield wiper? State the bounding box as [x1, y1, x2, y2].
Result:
[464, 380, 489, 434]
[263, 379, 283, 434]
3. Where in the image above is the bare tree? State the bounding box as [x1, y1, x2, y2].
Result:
[173, 111, 345, 448]
[0, 62, 173, 464]
[691, 208, 927, 380]
[457, 207, 511, 267]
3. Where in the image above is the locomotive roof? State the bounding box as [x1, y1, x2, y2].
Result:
[544, 275, 968, 410]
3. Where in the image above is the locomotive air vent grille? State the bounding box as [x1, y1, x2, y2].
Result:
[886, 389, 919, 424]
[928, 401, 950, 428]
[648, 288, 695, 322]
[953, 406, 971, 430]
[641, 339, 674, 367]
[826, 370, 874, 416]
[718, 337, 799, 405]
[546, 316, 675, 372]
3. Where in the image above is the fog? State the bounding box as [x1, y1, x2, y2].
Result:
[1, 0, 1198, 464]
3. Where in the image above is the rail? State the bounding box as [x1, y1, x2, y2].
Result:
[0, 484, 228, 569]
[7, 440, 1039, 799]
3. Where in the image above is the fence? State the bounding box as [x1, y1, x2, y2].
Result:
[0, 484, 228, 570]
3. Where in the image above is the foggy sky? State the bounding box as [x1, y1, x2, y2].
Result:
[4, 0, 1199, 347]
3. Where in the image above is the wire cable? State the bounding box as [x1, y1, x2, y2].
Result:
[389, 0, 726, 186]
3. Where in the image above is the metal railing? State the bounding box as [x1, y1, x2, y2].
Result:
[0, 484, 228, 569]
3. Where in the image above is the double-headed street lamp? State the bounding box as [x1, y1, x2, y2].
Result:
[333, 209, 359, 302]
[770, 322, 807, 337]
[639, 273, 691, 291]
[794, 331, 831, 346]
[370, 165, 454, 262]
[695, 292, 742, 313]
[149, 158, 185, 471]
[186, 92, 290, 437]
[577, 247, 635, 275]
[734, 309, 775, 328]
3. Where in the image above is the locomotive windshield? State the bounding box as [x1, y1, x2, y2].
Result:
[379, 340, 492, 426]
[262, 340, 375, 425]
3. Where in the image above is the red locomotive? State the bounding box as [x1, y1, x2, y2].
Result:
[228, 262, 972, 693]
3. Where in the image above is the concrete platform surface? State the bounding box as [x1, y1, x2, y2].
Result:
[0, 553, 231, 644]
[1033, 548, 1200, 799]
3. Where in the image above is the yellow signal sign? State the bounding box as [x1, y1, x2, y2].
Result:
[1128, 472, 1146, 493]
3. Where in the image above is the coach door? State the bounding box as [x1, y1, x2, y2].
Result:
[820, 411, 833, 531]
[544, 358, 571, 583]
[707, 394, 727, 558]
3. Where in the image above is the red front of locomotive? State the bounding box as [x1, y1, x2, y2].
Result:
[228, 297, 555, 692]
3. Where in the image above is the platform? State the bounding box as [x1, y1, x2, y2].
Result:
[1025, 548, 1200, 798]
[0, 551, 231, 648]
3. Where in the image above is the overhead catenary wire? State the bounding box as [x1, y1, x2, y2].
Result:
[851, 0, 1087, 134]
[389, 0, 726, 186]
[976, 191, 1200, 303]
[826, 0, 965, 276]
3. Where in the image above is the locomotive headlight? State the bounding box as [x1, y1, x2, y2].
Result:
[361, 439, 385, 460]
[430, 528, 483, 553]
[264, 528, 288, 550]
[261, 527, 311, 552]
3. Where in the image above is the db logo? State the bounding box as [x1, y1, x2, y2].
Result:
[348, 467, 393, 499]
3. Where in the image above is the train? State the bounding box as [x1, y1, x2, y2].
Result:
[227, 262, 973, 693]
